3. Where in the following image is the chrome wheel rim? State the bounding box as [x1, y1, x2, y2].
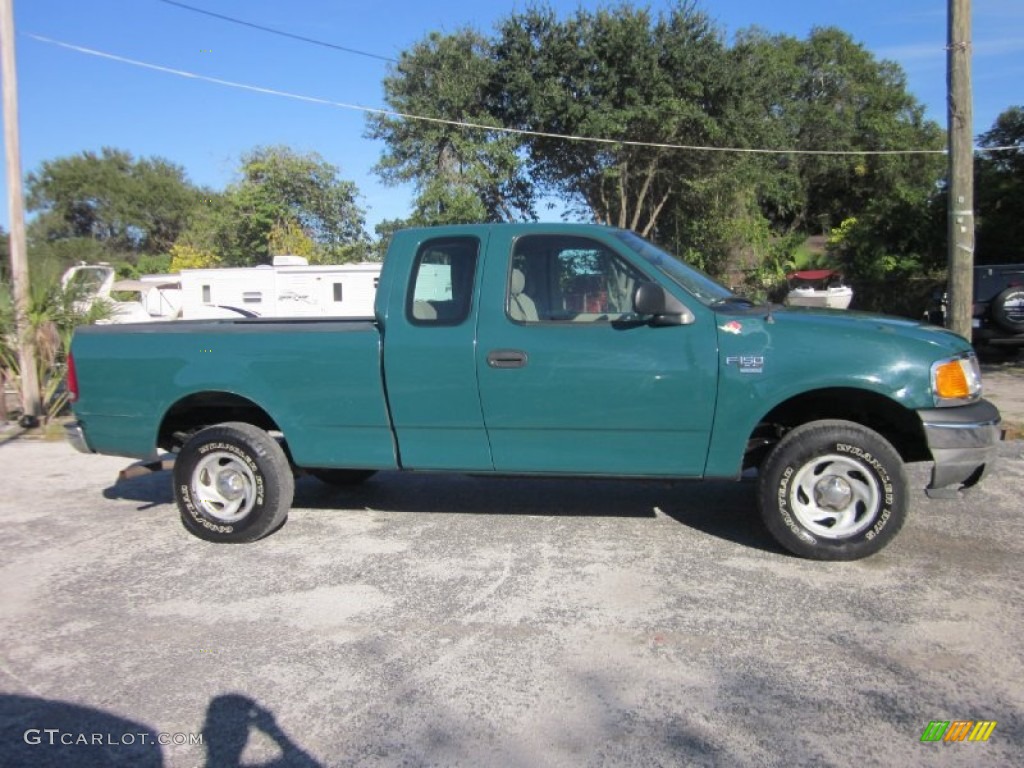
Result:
[191, 451, 257, 523]
[790, 454, 880, 539]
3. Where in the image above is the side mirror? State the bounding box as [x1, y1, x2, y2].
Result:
[633, 282, 695, 326]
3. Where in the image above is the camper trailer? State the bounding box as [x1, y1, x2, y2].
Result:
[62, 257, 382, 323]
[177, 257, 381, 319]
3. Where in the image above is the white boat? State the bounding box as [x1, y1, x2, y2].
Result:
[785, 270, 853, 310]
[104, 278, 183, 323]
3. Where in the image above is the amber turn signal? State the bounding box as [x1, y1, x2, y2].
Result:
[931, 355, 981, 405]
[934, 360, 970, 399]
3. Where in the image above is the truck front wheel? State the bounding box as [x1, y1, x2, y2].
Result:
[174, 422, 294, 543]
[757, 420, 908, 560]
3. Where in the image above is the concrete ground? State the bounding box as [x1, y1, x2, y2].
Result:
[1, 432, 1022, 766]
[981, 358, 1024, 437]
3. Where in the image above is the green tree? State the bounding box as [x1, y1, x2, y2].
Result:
[25, 148, 202, 259]
[730, 27, 945, 233]
[494, 2, 731, 236]
[267, 220, 315, 261]
[224, 146, 369, 264]
[370, 218, 407, 261]
[975, 106, 1024, 263]
[367, 29, 535, 225]
[685, 25, 946, 290]
[117, 253, 173, 280]
[168, 147, 370, 266]
[373, 3, 946, 292]
[171, 189, 233, 264]
[169, 242, 221, 271]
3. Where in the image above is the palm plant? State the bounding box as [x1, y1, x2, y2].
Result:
[0, 274, 113, 424]
[0, 288, 13, 422]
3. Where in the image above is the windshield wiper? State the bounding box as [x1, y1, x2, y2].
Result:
[710, 296, 757, 308]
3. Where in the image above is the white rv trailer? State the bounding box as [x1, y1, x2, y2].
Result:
[62, 257, 382, 323]
[177, 257, 382, 319]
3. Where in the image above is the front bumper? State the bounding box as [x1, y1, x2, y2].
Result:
[64, 421, 94, 454]
[918, 399, 1001, 498]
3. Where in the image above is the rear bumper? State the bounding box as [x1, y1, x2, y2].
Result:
[918, 400, 1001, 498]
[64, 421, 94, 454]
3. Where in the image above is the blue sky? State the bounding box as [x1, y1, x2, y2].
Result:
[2, 0, 1022, 236]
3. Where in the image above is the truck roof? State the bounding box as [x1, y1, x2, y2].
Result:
[396, 222, 625, 238]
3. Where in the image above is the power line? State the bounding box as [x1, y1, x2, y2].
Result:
[24, 33, 1021, 157]
[155, 0, 397, 63]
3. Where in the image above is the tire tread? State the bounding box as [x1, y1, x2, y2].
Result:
[174, 422, 294, 543]
[757, 419, 908, 561]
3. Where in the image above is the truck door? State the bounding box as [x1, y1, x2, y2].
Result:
[476, 231, 717, 476]
[382, 235, 493, 470]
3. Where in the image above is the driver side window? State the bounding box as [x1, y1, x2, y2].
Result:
[509, 235, 646, 323]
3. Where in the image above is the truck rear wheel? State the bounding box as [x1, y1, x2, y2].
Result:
[174, 422, 294, 543]
[757, 420, 908, 560]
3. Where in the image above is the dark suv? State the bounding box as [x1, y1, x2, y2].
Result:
[926, 264, 1024, 350]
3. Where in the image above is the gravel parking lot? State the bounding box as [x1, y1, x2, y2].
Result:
[1, 435, 1022, 767]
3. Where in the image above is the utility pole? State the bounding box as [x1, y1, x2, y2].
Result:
[946, 0, 974, 340]
[0, 0, 40, 426]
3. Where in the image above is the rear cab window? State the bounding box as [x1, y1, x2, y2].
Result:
[406, 237, 480, 326]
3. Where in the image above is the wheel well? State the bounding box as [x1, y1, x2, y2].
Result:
[158, 392, 280, 452]
[745, 388, 930, 469]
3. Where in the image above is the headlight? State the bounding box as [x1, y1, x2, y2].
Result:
[930, 354, 982, 406]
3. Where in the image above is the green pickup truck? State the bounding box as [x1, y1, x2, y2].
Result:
[67, 224, 1001, 560]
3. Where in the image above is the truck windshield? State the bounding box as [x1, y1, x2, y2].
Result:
[613, 230, 735, 306]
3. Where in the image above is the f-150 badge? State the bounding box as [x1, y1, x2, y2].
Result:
[725, 355, 764, 374]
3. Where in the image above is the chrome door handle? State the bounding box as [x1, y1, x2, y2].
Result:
[487, 349, 528, 368]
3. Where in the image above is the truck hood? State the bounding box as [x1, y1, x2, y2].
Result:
[758, 305, 970, 355]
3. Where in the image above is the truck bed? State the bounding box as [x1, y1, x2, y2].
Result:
[72, 318, 396, 468]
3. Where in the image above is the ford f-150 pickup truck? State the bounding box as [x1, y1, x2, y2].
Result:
[66, 223, 1002, 560]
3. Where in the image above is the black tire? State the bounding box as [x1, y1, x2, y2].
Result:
[174, 422, 294, 543]
[757, 420, 908, 560]
[308, 468, 377, 486]
[991, 287, 1024, 333]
